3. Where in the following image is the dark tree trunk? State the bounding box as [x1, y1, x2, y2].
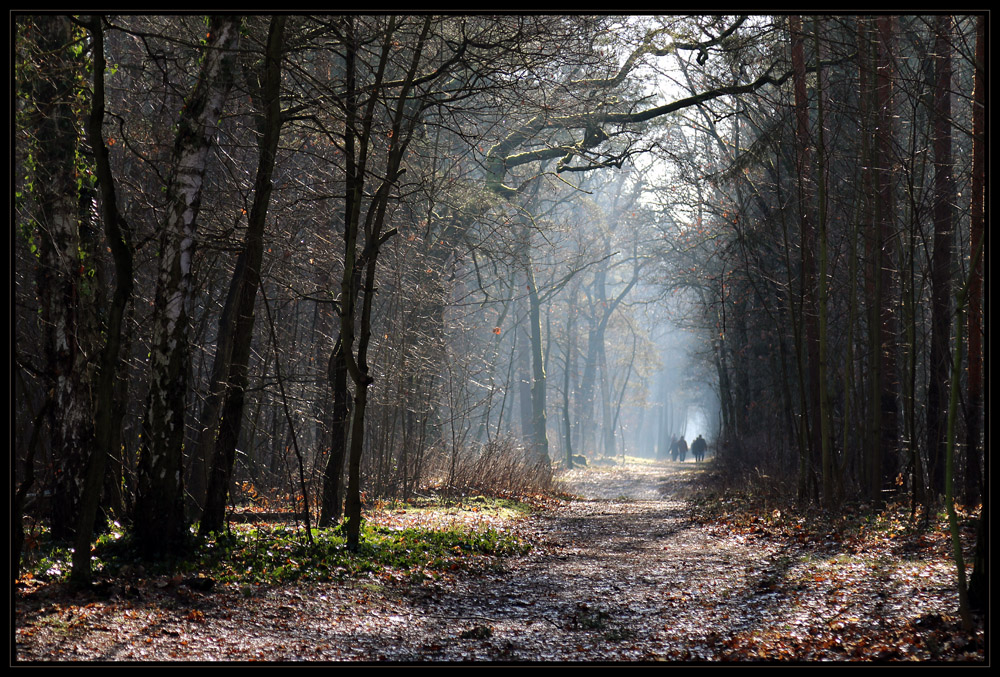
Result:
[199, 16, 286, 537]
[966, 13, 987, 611]
[562, 285, 579, 468]
[859, 15, 900, 502]
[133, 16, 241, 558]
[790, 15, 822, 501]
[25, 15, 94, 541]
[71, 15, 136, 585]
[525, 263, 551, 468]
[964, 14, 985, 507]
[319, 336, 352, 526]
[340, 16, 426, 551]
[874, 16, 899, 498]
[926, 16, 955, 499]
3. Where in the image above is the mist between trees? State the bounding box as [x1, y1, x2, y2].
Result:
[13, 14, 985, 608]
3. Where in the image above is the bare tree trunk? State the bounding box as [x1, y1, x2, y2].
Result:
[71, 15, 136, 585]
[341, 16, 426, 551]
[944, 278, 973, 630]
[812, 18, 834, 507]
[23, 15, 95, 541]
[927, 16, 955, 500]
[964, 14, 985, 508]
[199, 16, 286, 537]
[133, 16, 241, 557]
[562, 285, 579, 467]
[319, 335, 352, 526]
[966, 14, 986, 613]
[517, 321, 534, 444]
[790, 15, 822, 501]
[859, 15, 899, 502]
[525, 261, 552, 468]
[873, 16, 899, 499]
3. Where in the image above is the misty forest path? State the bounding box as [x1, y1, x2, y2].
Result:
[383, 459, 783, 661]
[18, 459, 976, 662]
[224, 458, 780, 662]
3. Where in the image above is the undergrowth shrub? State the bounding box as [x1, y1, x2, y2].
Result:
[429, 434, 553, 498]
[712, 430, 798, 502]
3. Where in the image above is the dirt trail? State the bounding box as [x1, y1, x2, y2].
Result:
[16, 460, 976, 662]
[378, 460, 782, 661]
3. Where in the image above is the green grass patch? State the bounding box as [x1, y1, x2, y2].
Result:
[19, 510, 532, 589]
[187, 520, 531, 585]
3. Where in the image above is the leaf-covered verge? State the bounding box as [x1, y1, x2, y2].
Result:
[682, 469, 986, 662]
[14, 494, 545, 662]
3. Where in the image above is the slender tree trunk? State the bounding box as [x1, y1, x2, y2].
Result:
[812, 18, 834, 507]
[71, 15, 136, 585]
[859, 16, 899, 502]
[319, 335, 352, 526]
[199, 16, 285, 537]
[24, 15, 94, 541]
[525, 261, 552, 468]
[773, 148, 809, 494]
[133, 16, 241, 557]
[577, 247, 639, 458]
[609, 327, 638, 459]
[944, 280, 973, 630]
[855, 17, 875, 499]
[927, 16, 955, 500]
[790, 15, 822, 500]
[337, 15, 366, 549]
[964, 14, 985, 508]
[517, 320, 535, 444]
[966, 14, 987, 613]
[341, 16, 425, 551]
[841, 93, 862, 501]
[599, 335, 613, 457]
[873, 15, 899, 499]
[577, 309, 602, 456]
[562, 285, 579, 467]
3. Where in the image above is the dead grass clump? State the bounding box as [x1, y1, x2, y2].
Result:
[429, 435, 553, 498]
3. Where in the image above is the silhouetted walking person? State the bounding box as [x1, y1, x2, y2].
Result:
[691, 434, 707, 462]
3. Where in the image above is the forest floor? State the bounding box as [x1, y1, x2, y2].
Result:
[13, 458, 987, 664]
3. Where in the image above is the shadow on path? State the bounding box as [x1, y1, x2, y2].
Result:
[379, 460, 790, 661]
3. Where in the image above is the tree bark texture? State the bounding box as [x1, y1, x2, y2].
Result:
[134, 16, 241, 556]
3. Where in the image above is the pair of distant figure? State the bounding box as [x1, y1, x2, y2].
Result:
[668, 434, 707, 462]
